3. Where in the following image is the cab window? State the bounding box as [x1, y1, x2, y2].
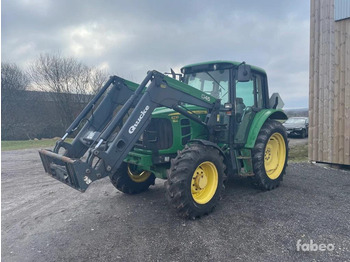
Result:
[184, 69, 229, 104]
[235, 74, 264, 108]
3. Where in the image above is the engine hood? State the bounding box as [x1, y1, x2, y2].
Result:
[152, 105, 207, 117]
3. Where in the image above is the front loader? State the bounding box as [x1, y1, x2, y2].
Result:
[39, 61, 288, 219]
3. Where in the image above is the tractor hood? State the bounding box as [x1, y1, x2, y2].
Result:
[152, 105, 208, 117]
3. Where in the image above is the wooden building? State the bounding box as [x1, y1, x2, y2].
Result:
[309, 0, 350, 165]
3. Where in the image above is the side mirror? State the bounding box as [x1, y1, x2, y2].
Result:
[237, 64, 252, 82]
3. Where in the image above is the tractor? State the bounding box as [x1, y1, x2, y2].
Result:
[39, 61, 288, 219]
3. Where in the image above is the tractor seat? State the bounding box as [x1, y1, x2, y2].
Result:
[236, 97, 246, 122]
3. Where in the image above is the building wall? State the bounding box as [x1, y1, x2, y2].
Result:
[309, 0, 350, 165]
[1, 91, 91, 140]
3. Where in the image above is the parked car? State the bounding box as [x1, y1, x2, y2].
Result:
[283, 117, 309, 138]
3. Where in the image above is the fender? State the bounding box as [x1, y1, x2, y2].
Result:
[244, 109, 287, 148]
[189, 139, 237, 176]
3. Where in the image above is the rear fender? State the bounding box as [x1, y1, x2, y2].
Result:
[244, 109, 287, 148]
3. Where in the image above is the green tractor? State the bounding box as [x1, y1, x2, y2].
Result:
[39, 61, 288, 219]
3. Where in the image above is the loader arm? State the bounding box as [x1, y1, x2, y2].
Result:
[57, 75, 138, 159]
[39, 70, 221, 192]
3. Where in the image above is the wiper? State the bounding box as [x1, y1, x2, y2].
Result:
[205, 71, 226, 91]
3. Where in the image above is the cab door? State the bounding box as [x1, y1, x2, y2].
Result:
[234, 72, 266, 144]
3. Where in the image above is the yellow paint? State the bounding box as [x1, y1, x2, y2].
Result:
[264, 133, 286, 180]
[127, 164, 151, 182]
[171, 115, 179, 123]
[191, 161, 218, 204]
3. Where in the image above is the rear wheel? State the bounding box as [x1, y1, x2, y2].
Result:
[110, 162, 155, 194]
[252, 119, 288, 190]
[165, 143, 226, 219]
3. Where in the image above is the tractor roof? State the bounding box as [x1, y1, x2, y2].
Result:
[181, 60, 266, 75]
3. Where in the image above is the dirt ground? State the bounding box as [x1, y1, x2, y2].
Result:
[2, 148, 350, 262]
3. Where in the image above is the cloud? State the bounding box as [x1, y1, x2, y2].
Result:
[61, 22, 131, 58]
[2, 0, 310, 108]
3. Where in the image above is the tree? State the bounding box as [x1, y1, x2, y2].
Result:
[1, 62, 29, 94]
[1, 62, 29, 120]
[1, 63, 30, 139]
[28, 53, 108, 128]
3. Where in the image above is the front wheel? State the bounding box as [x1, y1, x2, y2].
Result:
[165, 143, 226, 219]
[109, 162, 155, 194]
[252, 119, 288, 190]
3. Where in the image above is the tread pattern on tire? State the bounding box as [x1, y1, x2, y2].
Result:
[251, 119, 288, 190]
[165, 143, 227, 219]
[110, 163, 155, 194]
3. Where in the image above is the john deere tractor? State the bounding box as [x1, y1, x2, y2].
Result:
[39, 61, 288, 219]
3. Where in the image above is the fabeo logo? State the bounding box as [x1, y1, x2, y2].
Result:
[128, 105, 150, 134]
[296, 239, 335, 252]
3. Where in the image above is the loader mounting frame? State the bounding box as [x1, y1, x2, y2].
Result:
[39, 70, 221, 191]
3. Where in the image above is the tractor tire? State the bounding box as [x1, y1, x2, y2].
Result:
[165, 143, 226, 219]
[251, 119, 288, 190]
[109, 162, 155, 194]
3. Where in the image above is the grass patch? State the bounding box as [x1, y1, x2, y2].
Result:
[2, 138, 309, 163]
[288, 144, 308, 162]
[1, 138, 73, 151]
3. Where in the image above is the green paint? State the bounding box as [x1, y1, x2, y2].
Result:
[244, 109, 288, 148]
[162, 74, 218, 104]
[123, 79, 139, 90]
[240, 149, 253, 174]
[181, 60, 266, 75]
[122, 61, 287, 180]
[125, 105, 209, 179]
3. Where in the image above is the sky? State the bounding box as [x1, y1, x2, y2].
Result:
[2, 0, 310, 108]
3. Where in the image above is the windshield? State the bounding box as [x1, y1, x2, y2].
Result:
[183, 69, 229, 104]
[285, 118, 306, 124]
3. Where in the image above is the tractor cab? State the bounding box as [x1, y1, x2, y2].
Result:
[181, 61, 269, 107]
[180, 61, 270, 144]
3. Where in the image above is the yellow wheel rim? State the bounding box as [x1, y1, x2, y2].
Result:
[264, 133, 286, 180]
[191, 161, 218, 204]
[127, 164, 151, 183]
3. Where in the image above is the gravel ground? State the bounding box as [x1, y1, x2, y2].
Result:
[2, 148, 350, 262]
[288, 137, 308, 147]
